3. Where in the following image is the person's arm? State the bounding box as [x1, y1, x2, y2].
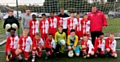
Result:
[21, 16, 25, 30]
[3, 19, 7, 29]
[54, 32, 58, 43]
[52, 39, 56, 49]
[112, 40, 117, 52]
[64, 33, 66, 41]
[29, 37, 33, 52]
[45, 39, 52, 49]
[102, 13, 108, 26]
[88, 40, 94, 54]
[105, 38, 110, 49]
[15, 18, 20, 28]
[73, 36, 78, 47]
[67, 36, 70, 46]
[94, 39, 98, 52]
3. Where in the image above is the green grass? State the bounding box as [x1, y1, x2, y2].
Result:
[103, 18, 120, 33]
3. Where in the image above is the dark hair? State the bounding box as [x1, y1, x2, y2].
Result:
[92, 5, 96, 7]
[84, 14, 87, 16]
[48, 33, 53, 36]
[83, 34, 88, 37]
[10, 28, 15, 32]
[32, 14, 36, 17]
[70, 29, 75, 32]
[99, 32, 104, 37]
[42, 13, 46, 16]
[50, 11, 55, 13]
[8, 10, 13, 12]
[76, 12, 80, 15]
[70, 11, 74, 14]
[59, 25, 63, 28]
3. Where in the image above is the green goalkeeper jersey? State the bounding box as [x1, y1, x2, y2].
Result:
[55, 31, 66, 43]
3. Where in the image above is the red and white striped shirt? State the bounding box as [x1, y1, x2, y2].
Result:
[29, 20, 39, 35]
[6, 36, 19, 52]
[19, 36, 32, 52]
[106, 38, 116, 52]
[39, 19, 49, 34]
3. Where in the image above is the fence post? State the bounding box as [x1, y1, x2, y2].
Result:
[16, 0, 20, 37]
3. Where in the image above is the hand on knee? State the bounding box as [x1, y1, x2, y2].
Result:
[106, 48, 110, 52]
[15, 49, 21, 55]
[90, 51, 94, 55]
[75, 53, 80, 57]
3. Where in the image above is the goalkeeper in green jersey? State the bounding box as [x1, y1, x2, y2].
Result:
[55, 26, 66, 59]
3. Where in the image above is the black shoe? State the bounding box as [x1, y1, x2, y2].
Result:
[18, 59, 23, 62]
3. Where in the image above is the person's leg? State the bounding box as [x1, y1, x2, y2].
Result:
[91, 32, 96, 45]
[55, 43, 61, 59]
[74, 46, 80, 57]
[24, 51, 30, 61]
[96, 31, 102, 37]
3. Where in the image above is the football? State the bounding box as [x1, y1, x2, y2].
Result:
[68, 50, 74, 57]
[59, 39, 66, 45]
[5, 24, 11, 29]
[12, 23, 17, 28]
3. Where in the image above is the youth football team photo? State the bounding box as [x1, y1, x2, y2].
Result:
[0, 0, 120, 62]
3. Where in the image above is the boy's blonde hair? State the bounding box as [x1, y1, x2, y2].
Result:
[109, 32, 114, 35]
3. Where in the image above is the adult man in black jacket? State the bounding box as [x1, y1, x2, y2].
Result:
[58, 8, 69, 37]
[3, 10, 19, 38]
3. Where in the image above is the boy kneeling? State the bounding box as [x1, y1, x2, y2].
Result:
[81, 34, 95, 58]
[106, 32, 117, 58]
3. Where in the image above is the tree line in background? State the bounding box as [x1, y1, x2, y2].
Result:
[4, 0, 120, 13]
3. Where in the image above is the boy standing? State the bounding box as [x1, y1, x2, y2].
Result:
[39, 14, 49, 41]
[67, 12, 77, 35]
[29, 14, 39, 40]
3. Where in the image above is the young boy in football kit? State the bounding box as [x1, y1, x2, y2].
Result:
[29, 14, 39, 40]
[67, 29, 80, 57]
[39, 14, 49, 41]
[6, 29, 19, 62]
[45, 34, 56, 59]
[94, 32, 105, 57]
[15, 29, 32, 61]
[32, 33, 44, 62]
[106, 32, 117, 58]
[55, 26, 66, 59]
[81, 34, 95, 58]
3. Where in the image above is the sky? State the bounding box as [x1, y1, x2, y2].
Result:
[0, 0, 45, 6]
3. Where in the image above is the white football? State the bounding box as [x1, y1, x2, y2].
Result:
[5, 24, 11, 29]
[68, 50, 74, 57]
[12, 23, 17, 28]
[60, 39, 66, 45]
